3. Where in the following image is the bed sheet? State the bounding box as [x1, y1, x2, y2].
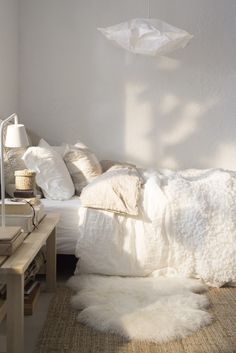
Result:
[41, 196, 81, 254]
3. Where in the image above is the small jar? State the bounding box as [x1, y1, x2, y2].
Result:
[14, 169, 36, 191]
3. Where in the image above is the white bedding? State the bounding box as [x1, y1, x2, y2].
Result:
[41, 196, 81, 254]
[75, 168, 236, 287]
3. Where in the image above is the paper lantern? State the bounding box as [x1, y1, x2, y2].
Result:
[98, 18, 193, 56]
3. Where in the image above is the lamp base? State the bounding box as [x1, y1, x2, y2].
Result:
[0, 226, 23, 241]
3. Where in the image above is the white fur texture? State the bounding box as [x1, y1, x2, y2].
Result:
[68, 275, 212, 342]
[76, 168, 236, 286]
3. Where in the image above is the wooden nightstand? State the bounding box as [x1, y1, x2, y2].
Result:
[0, 213, 59, 353]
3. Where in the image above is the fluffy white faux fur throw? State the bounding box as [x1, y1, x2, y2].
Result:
[68, 275, 212, 342]
[76, 168, 236, 286]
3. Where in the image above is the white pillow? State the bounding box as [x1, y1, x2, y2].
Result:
[63, 142, 102, 195]
[22, 146, 75, 200]
[80, 166, 142, 216]
[38, 138, 67, 157]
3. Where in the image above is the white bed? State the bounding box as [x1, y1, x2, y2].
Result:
[74, 168, 236, 287]
[41, 196, 81, 254]
[41, 168, 236, 287]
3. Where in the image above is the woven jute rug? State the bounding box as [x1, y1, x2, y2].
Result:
[35, 286, 236, 353]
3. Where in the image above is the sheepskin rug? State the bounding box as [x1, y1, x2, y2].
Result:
[67, 275, 212, 342]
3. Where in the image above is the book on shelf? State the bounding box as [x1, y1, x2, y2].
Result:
[0, 297, 6, 322]
[24, 279, 40, 296]
[24, 250, 46, 286]
[24, 281, 41, 315]
[0, 250, 46, 301]
[0, 279, 41, 318]
[13, 189, 36, 198]
[0, 200, 46, 233]
[0, 282, 6, 300]
[0, 227, 25, 256]
[0, 197, 41, 214]
[0, 226, 23, 241]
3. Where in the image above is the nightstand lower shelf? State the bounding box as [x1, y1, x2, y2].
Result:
[0, 213, 59, 353]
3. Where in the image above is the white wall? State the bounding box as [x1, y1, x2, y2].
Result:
[0, 0, 19, 117]
[19, 0, 236, 169]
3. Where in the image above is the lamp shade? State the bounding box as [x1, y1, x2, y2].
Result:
[5, 124, 29, 148]
[98, 18, 193, 56]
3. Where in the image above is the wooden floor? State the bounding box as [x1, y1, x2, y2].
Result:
[35, 286, 236, 353]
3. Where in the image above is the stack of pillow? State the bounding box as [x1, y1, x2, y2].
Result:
[5, 137, 138, 206]
[5, 138, 103, 201]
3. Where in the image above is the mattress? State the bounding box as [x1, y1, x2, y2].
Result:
[41, 196, 81, 254]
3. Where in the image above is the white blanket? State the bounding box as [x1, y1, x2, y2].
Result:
[75, 168, 236, 287]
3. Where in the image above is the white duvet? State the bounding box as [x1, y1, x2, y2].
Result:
[75, 168, 236, 286]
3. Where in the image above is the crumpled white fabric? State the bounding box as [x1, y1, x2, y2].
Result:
[75, 168, 236, 287]
[98, 18, 193, 56]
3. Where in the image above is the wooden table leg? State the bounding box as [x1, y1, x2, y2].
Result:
[46, 228, 56, 292]
[7, 273, 24, 353]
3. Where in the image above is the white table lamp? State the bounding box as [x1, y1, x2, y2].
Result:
[5, 124, 29, 148]
[0, 113, 29, 232]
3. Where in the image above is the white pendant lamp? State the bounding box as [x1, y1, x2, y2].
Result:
[98, 1, 193, 56]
